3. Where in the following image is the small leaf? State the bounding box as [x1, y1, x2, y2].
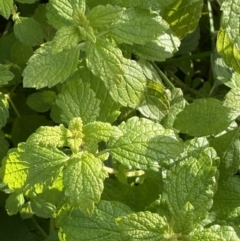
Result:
[0, 93, 9, 129]
[26, 125, 68, 148]
[163, 156, 217, 234]
[63, 153, 108, 215]
[58, 201, 132, 241]
[31, 198, 56, 218]
[23, 42, 80, 89]
[224, 87, 240, 115]
[0, 0, 14, 19]
[26, 90, 56, 112]
[14, 17, 43, 46]
[5, 193, 25, 216]
[174, 98, 236, 136]
[56, 78, 100, 124]
[87, 4, 124, 29]
[163, 0, 204, 39]
[137, 80, 170, 121]
[86, 38, 125, 83]
[109, 117, 184, 170]
[0, 64, 14, 86]
[66, 117, 84, 154]
[116, 211, 170, 240]
[11, 41, 33, 65]
[109, 8, 169, 45]
[0, 143, 68, 194]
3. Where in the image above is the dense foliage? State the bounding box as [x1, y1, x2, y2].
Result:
[1, 0, 240, 240]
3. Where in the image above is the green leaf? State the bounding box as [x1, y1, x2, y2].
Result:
[210, 128, 240, 180]
[212, 176, 240, 218]
[161, 88, 186, 128]
[109, 8, 169, 45]
[15, 0, 38, 2]
[26, 125, 68, 148]
[0, 64, 14, 86]
[87, 4, 124, 29]
[66, 117, 84, 154]
[137, 80, 170, 121]
[11, 41, 33, 65]
[63, 153, 108, 215]
[0, 93, 9, 129]
[217, 0, 240, 74]
[0, 131, 9, 160]
[105, 58, 147, 108]
[26, 90, 56, 112]
[163, 0, 204, 39]
[5, 193, 25, 216]
[56, 78, 100, 124]
[125, 29, 180, 62]
[86, 38, 125, 83]
[190, 225, 240, 241]
[14, 17, 43, 47]
[224, 87, 240, 115]
[0, 0, 14, 19]
[58, 201, 132, 241]
[79, 64, 121, 123]
[46, 0, 74, 29]
[109, 117, 184, 170]
[116, 211, 170, 240]
[23, 42, 80, 89]
[0, 143, 68, 194]
[163, 156, 217, 234]
[31, 198, 56, 218]
[174, 98, 235, 136]
[51, 26, 81, 53]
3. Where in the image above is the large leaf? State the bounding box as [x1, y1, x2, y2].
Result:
[0, 143, 68, 194]
[87, 4, 124, 29]
[46, 0, 75, 29]
[0, 0, 14, 19]
[116, 211, 170, 240]
[163, 156, 217, 234]
[163, 0, 204, 39]
[174, 98, 235, 136]
[55, 78, 100, 124]
[14, 17, 43, 47]
[63, 153, 108, 215]
[190, 225, 240, 241]
[109, 8, 169, 45]
[109, 117, 184, 170]
[23, 42, 79, 89]
[86, 38, 125, 83]
[105, 58, 147, 108]
[58, 201, 132, 241]
[217, 0, 240, 73]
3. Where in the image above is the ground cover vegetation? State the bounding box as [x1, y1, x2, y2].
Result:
[0, 0, 240, 240]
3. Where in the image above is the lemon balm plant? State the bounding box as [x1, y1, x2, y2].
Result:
[1, 0, 240, 240]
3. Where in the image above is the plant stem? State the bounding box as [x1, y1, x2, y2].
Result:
[31, 217, 48, 239]
[150, 61, 175, 89]
[167, 71, 206, 98]
[4, 94, 21, 118]
[102, 166, 119, 175]
[207, 0, 216, 50]
[95, 149, 110, 157]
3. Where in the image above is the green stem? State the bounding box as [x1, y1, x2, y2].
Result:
[167, 71, 206, 98]
[5, 94, 21, 118]
[31, 217, 48, 239]
[150, 61, 175, 89]
[207, 0, 215, 50]
[102, 166, 119, 175]
[95, 149, 110, 157]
